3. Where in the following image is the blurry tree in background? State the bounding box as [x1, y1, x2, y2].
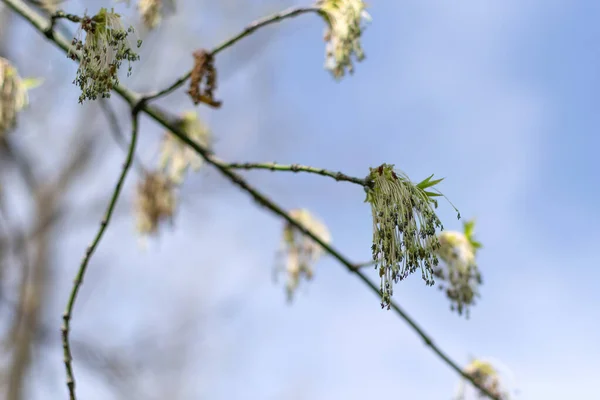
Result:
[0, 0, 517, 399]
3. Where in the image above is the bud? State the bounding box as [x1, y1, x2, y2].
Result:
[159, 111, 210, 185]
[0, 58, 29, 138]
[134, 172, 177, 235]
[317, 0, 371, 79]
[69, 8, 141, 103]
[365, 164, 448, 309]
[276, 209, 331, 301]
[435, 219, 483, 317]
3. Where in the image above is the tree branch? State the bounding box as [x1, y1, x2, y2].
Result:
[224, 162, 368, 186]
[60, 109, 140, 400]
[141, 5, 321, 103]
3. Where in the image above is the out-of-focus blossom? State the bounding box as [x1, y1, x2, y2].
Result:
[456, 358, 516, 400]
[435, 219, 483, 317]
[0, 58, 42, 137]
[134, 172, 177, 236]
[276, 209, 331, 301]
[159, 111, 211, 185]
[138, 0, 162, 29]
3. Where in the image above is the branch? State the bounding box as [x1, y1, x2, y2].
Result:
[224, 162, 368, 186]
[1, 1, 501, 399]
[60, 109, 140, 400]
[142, 5, 320, 103]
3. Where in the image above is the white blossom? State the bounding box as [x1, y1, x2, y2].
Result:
[277, 209, 331, 301]
[317, 0, 371, 78]
[159, 111, 210, 185]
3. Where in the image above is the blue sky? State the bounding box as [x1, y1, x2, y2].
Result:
[4, 0, 600, 399]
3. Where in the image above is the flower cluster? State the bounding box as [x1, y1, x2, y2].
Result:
[0, 58, 28, 137]
[277, 209, 331, 301]
[138, 0, 162, 29]
[434, 219, 483, 317]
[317, 0, 371, 79]
[134, 172, 177, 236]
[457, 359, 511, 400]
[159, 111, 211, 184]
[365, 164, 449, 309]
[69, 8, 141, 103]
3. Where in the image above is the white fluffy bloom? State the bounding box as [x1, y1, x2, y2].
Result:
[277, 209, 331, 301]
[138, 0, 162, 29]
[159, 111, 210, 184]
[317, 0, 371, 78]
[435, 220, 482, 317]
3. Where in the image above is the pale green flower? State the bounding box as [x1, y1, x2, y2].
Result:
[159, 111, 210, 184]
[317, 0, 371, 79]
[277, 209, 331, 301]
[365, 164, 454, 309]
[70, 8, 141, 103]
[435, 219, 482, 317]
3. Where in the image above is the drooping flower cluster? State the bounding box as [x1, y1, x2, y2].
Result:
[317, 0, 371, 79]
[456, 359, 512, 400]
[138, 0, 162, 29]
[365, 164, 449, 309]
[159, 111, 211, 184]
[134, 172, 177, 236]
[69, 8, 141, 103]
[435, 219, 483, 317]
[0, 58, 28, 137]
[276, 209, 331, 301]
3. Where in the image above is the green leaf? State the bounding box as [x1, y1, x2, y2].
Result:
[416, 174, 445, 190]
[470, 240, 483, 249]
[464, 219, 475, 237]
[22, 77, 44, 90]
[424, 191, 443, 198]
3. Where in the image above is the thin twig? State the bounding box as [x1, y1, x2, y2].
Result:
[2, 2, 501, 399]
[60, 110, 140, 400]
[225, 162, 368, 186]
[141, 6, 320, 103]
[98, 99, 148, 175]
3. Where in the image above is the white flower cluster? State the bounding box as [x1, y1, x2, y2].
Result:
[159, 111, 211, 184]
[317, 0, 371, 78]
[435, 220, 482, 317]
[277, 209, 331, 301]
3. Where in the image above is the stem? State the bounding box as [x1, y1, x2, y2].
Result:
[60, 110, 139, 400]
[225, 162, 368, 186]
[142, 6, 320, 103]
